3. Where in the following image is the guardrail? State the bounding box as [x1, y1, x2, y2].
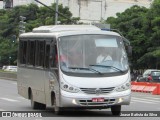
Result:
[131, 81, 160, 95]
[0, 72, 17, 81]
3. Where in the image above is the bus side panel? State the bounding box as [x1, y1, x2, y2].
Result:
[17, 85, 29, 99]
[31, 69, 46, 104]
[44, 71, 60, 106]
[44, 71, 52, 106]
[17, 67, 30, 99]
[17, 67, 46, 104]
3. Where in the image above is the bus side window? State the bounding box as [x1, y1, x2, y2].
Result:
[30, 41, 36, 66]
[27, 40, 36, 66]
[45, 44, 50, 68]
[35, 41, 45, 67]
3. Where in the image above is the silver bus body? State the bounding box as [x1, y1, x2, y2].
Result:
[17, 25, 131, 115]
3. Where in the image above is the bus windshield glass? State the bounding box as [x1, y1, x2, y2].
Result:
[59, 35, 129, 74]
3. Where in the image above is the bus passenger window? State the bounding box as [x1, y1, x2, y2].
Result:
[35, 41, 45, 67]
[27, 40, 36, 66]
[45, 44, 50, 68]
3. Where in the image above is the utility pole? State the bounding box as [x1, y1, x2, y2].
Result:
[34, 0, 76, 24]
[55, 0, 59, 25]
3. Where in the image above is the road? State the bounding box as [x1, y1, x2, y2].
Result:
[0, 78, 160, 120]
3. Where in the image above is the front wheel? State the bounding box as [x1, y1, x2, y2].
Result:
[53, 96, 63, 115]
[111, 105, 121, 116]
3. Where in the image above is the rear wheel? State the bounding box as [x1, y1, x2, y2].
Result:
[38, 103, 46, 110]
[111, 105, 121, 116]
[30, 91, 46, 110]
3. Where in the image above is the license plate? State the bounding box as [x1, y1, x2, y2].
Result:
[92, 98, 104, 102]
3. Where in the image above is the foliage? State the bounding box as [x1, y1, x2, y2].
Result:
[0, 3, 79, 66]
[105, 0, 160, 70]
[1, 0, 160, 70]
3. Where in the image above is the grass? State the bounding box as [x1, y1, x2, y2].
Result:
[0, 70, 17, 74]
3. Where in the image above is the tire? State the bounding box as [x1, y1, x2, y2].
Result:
[53, 96, 63, 115]
[111, 105, 121, 116]
[30, 91, 46, 110]
[39, 103, 46, 110]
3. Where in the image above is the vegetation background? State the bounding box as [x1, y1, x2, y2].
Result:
[0, 0, 160, 71]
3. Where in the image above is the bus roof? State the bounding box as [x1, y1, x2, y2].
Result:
[32, 25, 101, 33]
[20, 25, 121, 38]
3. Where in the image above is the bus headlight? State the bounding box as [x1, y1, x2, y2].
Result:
[60, 81, 80, 93]
[115, 82, 131, 92]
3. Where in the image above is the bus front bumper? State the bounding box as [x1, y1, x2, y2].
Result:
[59, 90, 131, 108]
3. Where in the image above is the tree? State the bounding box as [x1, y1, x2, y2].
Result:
[0, 3, 79, 66]
[139, 0, 160, 69]
[105, 1, 160, 70]
[105, 5, 149, 69]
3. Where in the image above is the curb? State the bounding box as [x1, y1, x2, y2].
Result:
[0, 77, 17, 81]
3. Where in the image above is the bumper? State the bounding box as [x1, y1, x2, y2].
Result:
[59, 89, 131, 108]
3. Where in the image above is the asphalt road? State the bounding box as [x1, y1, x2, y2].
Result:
[0, 78, 160, 120]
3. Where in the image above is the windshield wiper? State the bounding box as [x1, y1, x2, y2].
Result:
[67, 67, 103, 75]
[89, 65, 124, 73]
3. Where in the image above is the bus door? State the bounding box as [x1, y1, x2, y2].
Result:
[44, 41, 58, 105]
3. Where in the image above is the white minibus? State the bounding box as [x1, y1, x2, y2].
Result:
[17, 25, 131, 115]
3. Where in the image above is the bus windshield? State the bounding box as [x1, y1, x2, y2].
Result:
[59, 35, 129, 74]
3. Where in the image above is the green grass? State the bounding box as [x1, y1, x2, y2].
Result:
[0, 70, 17, 74]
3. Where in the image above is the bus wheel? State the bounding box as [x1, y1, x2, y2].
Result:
[39, 103, 46, 110]
[54, 96, 63, 115]
[31, 91, 39, 109]
[30, 91, 46, 110]
[111, 105, 121, 116]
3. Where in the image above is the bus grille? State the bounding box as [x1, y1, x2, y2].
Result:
[80, 87, 115, 94]
[79, 99, 116, 106]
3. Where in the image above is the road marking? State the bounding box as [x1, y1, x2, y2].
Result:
[131, 99, 157, 104]
[130, 101, 135, 104]
[0, 98, 20, 102]
[132, 97, 160, 103]
[132, 97, 160, 102]
[17, 97, 26, 100]
[12, 82, 17, 85]
[142, 97, 160, 100]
